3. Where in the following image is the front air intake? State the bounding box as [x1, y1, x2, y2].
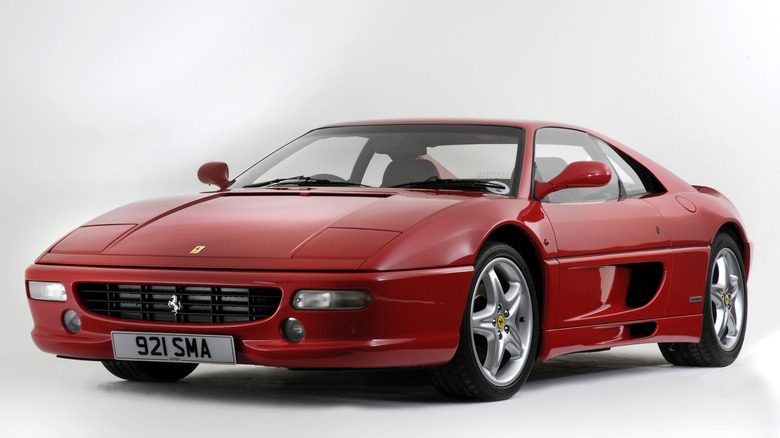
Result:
[77, 283, 282, 324]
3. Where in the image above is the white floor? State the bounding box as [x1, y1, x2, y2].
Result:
[2, 322, 777, 438]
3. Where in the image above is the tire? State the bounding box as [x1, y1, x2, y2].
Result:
[102, 360, 198, 382]
[659, 233, 748, 366]
[429, 242, 539, 401]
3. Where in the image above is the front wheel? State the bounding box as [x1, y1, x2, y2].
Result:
[102, 360, 198, 382]
[659, 233, 748, 366]
[429, 242, 539, 400]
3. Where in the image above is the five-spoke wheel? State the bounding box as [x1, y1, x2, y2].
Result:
[470, 257, 534, 386]
[659, 232, 748, 366]
[430, 242, 538, 400]
[709, 246, 746, 351]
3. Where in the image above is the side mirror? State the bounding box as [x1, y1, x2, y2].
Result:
[534, 161, 612, 199]
[198, 161, 234, 190]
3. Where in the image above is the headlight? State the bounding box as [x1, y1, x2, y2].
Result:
[28, 281, 67, 302]
[292, 290, 371, 310]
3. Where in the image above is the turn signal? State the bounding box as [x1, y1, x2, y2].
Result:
[292, 290, 371, 310]
[28, 281, 67, 302]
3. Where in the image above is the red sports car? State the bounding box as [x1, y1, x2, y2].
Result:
[26, 120, 749, 400]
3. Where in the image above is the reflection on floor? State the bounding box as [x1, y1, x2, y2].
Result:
[93, 345, 672, 405]
[2, 338, 778, 438]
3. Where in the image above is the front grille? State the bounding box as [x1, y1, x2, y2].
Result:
[77, 283, 282, 324]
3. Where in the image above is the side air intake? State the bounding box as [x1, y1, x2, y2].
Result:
[625, 262, 664, 308]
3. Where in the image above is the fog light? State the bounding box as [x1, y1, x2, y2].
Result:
[28, 281, 67, 302]
[293, 290, 371, 310]
[62, 310, 81, 334]
[282, 318, 305, 343]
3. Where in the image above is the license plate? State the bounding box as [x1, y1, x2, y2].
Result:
[111, 332, 236, 364]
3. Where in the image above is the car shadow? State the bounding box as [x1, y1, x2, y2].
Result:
[97, 348, 670, 406]
[527, 348, 670, 384]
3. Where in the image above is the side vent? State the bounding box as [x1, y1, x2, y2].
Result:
[625, 262, 664, 308]
[628, 321, 657, 338]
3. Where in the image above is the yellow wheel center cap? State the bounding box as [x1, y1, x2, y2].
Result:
[724, 294, 730, 306]
[497, 315, 505, 329]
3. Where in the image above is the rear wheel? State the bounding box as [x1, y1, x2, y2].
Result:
[430, 242, 539, 400]
[659, 233, 747, 366]
[102, 360, 198, 382]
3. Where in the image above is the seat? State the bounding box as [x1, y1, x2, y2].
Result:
[381, 155, 440, 187]
[534, 156, 571, 202]
[534, 156, 568, 182]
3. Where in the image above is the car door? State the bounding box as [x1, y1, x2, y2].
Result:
[534, 128, 671, 327]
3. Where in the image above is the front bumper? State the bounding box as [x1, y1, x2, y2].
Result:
[26, 264, 472, 368]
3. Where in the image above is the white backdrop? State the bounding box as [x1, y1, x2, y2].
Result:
[1, 1, 778, 437]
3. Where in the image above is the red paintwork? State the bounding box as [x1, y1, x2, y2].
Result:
[197, 161, 233, 190]
[534, 161, 613, 199]
[26, 263, 471, 367]
[26, 120, 750, 369]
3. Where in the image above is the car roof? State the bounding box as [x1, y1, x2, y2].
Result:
[321, 119, 582, 132]
[320, 118, 694, 194]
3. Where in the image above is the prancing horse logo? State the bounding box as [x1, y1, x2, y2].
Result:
[168, 295, 181, 316]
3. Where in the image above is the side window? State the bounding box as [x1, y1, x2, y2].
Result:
[591, 135, 664, 197]
[591, 136, 649, 197]
[534, 128, 619, 203]
[362, 153, 391, 186]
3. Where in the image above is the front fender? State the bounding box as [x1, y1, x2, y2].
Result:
[360, 197, 555, 271]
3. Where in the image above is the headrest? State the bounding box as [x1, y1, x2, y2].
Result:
[373, 135, 430, 156]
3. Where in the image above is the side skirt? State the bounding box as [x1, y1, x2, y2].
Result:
[538, 314, 702, 361]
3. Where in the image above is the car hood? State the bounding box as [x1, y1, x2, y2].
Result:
[39, 189, 473, 270]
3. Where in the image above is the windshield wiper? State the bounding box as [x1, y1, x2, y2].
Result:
[243, 176, 368, 188]
[391, 177, 510, 194]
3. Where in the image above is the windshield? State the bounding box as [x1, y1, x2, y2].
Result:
[232, 124, 525, 195]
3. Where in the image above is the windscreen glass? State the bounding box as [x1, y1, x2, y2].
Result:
[233, 125, 524, 195]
